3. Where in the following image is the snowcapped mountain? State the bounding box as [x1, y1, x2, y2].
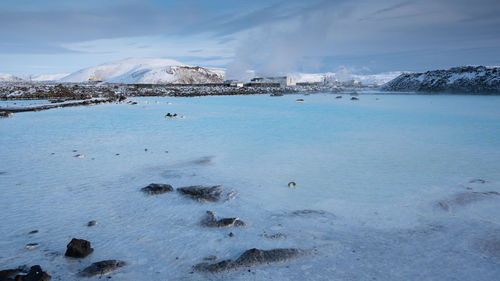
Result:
[0, 73, 23, 82]
[60, 58, 224, 84]
[382, 66, 500, 93]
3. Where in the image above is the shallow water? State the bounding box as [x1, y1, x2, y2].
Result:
[1, 93, 500, 280]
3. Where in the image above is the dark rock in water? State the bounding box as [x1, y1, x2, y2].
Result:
[203, 255, 218, 261]
[28, 230, 39, 235]
[141, 183, 174, 195]
[18, 265, 51, 281]
[437, 201, 452, 212]
[0, 268, 22, 281]
[65, 238, 93, 258]
[233, 248, 302, 268]
[177, 185, 223, 202]
[262, 233, 287, 239]
[87, 220, 98, 227]
[202, 260, 233, 273]
[295, 99, 304, 102]
[470, 179, 488, 184]
[26, 243, 40, 250]
[351, 97, 359, 100]
[79, 260, 126, 278]
[291, 209, 326, 216]
[0, 111, 13, 118]
[197, 248, 303, 273]
[203, 211, 246, 228]
[335, 96, 342, 99]
[288, 182, 296, 188]
[228, 232, 234, 237]
[165, 113, 179, 118]
[453, 191, 500, 206]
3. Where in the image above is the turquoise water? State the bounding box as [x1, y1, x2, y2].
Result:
[1, 94, 500, 280]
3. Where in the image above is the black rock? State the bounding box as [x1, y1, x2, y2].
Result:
[19, 265, 51, 281]
[233, 248, 302, 268]
[351, 97, 359, 100]
[0, 268, 22, 281]
[203, 211, 246, 227]
[177, 185, 223, 202]
[197, 248, 303, 273]
[141, 183, 174, 195]
[87, 220, 98, 227]
[28, 230, 38, 235]
[65, 238, 93, 258]
[79, 260, 126, 278]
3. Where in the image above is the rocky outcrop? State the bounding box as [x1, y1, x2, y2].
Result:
[202, 211, 246, 228]
[382, 66, 500, 93]
[79, 260, 126, 278]
[65, 238, 93, 258]
[141, 183, 174, 195]
[177, 185, 223, 202]
[195, 248, 303, 273]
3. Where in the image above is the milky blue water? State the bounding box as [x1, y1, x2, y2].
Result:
[1, 94, 500, 280]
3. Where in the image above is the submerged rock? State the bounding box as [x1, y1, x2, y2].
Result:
[262, 233, 287, 239]
[453, 191, 500, 206]
[470, 179, 488, 184]
[79, 260, 126, 278]
[296, 99, 304, 102]
[203, 211, 246, 228]
[87, 220, 98, 227]
[335, 96, 342, 99]
[28, 230, 38, 235]
[196, 248, 303, 273]
[351, 97, 359, 100]
[65, 238, 93, 258]
[141, 183, 174, 195]
[177, 185, 223, 202]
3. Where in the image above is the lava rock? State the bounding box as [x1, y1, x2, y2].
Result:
[15, 265, 51, 281]
[203, 211, 246, 228]
[0, 111, 13, 118]
[177, 185, 223, 202]
[0, 268, 22, 281]
[197, 248, 303, 273]
[79, 260, 126, 278]
[65, 238, 93, 258]
[141, 183, 174, 195]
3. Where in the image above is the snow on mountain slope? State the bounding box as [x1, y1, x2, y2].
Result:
[30, 73, 71, 81]
[60, 58, 224, 84]
[382, 66, 500, 93]
[0, 73, 23, 82]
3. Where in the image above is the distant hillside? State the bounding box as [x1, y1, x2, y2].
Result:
[382, 66, 500, 93]
[60, 58, 224, 84]
[0, 73, 23, 82]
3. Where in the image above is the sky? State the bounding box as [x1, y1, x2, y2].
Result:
[1, 0, 499, 78]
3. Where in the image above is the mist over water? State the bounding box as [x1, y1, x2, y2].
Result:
[1, 94, 500, 280]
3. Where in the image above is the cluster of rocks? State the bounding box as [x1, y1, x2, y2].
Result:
[140, 181, 307, 273]
[0, 265, 51, 281]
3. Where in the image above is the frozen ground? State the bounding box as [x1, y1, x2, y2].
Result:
[1, 94, 500, 280]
